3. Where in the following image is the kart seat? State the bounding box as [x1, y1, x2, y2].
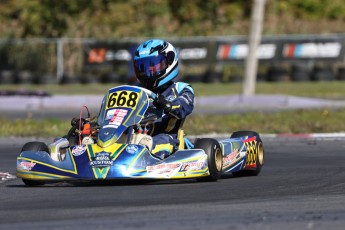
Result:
[177, 129, 185, 150]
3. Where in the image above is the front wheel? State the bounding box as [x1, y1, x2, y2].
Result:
[20, 142, 49, 186]
[194, 138, 223, 182]
[21, 141, 49, 153]
[22, 179, 44, 186]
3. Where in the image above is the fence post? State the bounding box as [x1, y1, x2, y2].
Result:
[243, 0, 266, 95]
[57, 38, 64, 82]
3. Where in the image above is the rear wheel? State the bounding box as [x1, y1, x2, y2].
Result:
[231, 131, 264, 177]
[20, 142, 49, 186]
[194, 138, 222, 182]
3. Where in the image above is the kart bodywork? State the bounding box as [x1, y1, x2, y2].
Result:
[16, 85, 264, 186]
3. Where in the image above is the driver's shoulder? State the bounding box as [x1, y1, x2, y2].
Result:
[174, 82, 194, 94]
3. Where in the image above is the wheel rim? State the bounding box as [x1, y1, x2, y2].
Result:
[257, 142, 264, 165]
[214, 148, 222, 171]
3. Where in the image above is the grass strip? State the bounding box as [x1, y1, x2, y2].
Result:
[2, 108, 345, 138]
[2, 82, 345, 98]
[185, 108, 344, 135]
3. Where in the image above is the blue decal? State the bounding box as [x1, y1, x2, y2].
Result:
[72, 145, 86, 156]
[126, 145, 139, 154]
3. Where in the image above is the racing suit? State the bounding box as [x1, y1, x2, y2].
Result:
[148, 81, 194, 159]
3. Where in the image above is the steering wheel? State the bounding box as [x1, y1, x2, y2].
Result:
[140, 113, 158, 126]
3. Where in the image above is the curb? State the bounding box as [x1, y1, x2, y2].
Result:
[265, 133, 345, 140]
[188, 132, 345, 140]
[271, 133, 345, 139]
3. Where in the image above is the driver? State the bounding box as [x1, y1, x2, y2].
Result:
[132, 39, 195, 159]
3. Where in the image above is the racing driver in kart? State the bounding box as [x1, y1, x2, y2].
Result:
[68, 39, 194, 160]
[132, 39, 195, 159]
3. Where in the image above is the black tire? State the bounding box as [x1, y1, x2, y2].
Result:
[266, 66, 289, 82]
[290, 64, 310, 82]
[231, 131, 264, 177]
[231, 130, 259, 139]
[21, 141, 50, 153]
[194, 138, 223, 182]
[21, 142, 49, 186]
[338, 67, 345, 80]
[311, 66, 335, 81]
[22, 179, 44, 186]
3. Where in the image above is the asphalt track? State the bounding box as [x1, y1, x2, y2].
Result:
[2, 94, 345, 119]
[1, 136, 345, 230]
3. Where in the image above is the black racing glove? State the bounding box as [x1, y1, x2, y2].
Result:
[153, 94, 172, 114]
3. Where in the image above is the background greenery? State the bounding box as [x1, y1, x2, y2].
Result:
[1, 0, 345, 39]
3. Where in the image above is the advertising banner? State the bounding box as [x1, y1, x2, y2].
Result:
[82, 35, 345, 69]
[215, 35, 344, 64]
[83, 41, 137, 67]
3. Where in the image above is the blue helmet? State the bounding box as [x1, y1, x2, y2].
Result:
[133, 39, 178, 90]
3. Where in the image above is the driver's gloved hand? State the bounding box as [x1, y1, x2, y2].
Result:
[153, 94, 172, 114]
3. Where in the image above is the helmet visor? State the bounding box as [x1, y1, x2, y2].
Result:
[134, 54, 168, 81]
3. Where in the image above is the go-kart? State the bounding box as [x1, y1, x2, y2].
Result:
[16, 85, 264, 186]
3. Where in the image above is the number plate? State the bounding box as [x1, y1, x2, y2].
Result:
[106, 90, 139, 109]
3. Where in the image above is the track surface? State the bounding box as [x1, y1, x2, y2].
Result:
[3, 93, 345, 119]
[1, 137, 345, 229]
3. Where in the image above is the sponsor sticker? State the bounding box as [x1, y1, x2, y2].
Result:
[72, 145, 86, 156]
[106, 109, 128, 128]
[223, 148, 240, 167]
[146, 163, 182, 178]
[126, 145, 139, 154]
[18, 162, 36, 171]
[180, 161, 206, 172]
[90, 152, 113, 168]
[166, 95, 175, 102]
[139, 50, 149, 55]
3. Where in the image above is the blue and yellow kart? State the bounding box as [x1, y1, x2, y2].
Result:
[16, 85, 264, 186]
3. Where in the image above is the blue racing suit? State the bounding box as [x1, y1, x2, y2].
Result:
[148, 81, 194, 159]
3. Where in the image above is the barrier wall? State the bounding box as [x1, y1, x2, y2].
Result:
[0, 34, 344, 84]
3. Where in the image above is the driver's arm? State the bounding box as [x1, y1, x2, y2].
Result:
[167, 88, 194, 119]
